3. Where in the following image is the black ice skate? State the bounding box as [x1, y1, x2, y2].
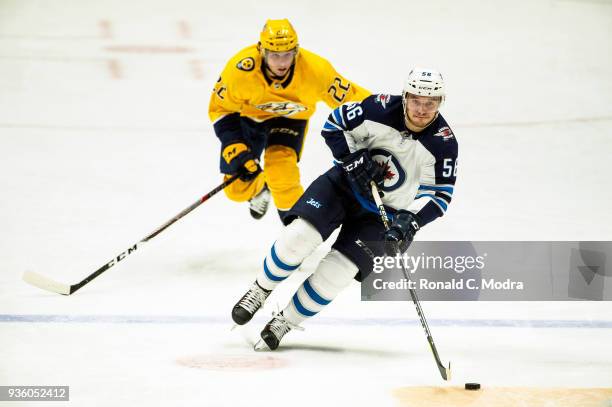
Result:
[249, 185, 271, 219]
[254, 312, 303, 351]
[231, 281, 271, 325]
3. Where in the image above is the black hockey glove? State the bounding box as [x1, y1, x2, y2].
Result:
[383, 210, 420, 255]
[341, 149, 385, 198]
[222, 142, 261, 181]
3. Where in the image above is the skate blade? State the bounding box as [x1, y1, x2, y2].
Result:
[254, 339, 271, 352]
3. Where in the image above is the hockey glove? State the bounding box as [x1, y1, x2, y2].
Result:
[222, 143, 260, 181]
[383, 210, 420, 255]
[341, 149, 385, 199]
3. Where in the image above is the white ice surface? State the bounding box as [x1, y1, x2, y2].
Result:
[1, 0, 612, 406]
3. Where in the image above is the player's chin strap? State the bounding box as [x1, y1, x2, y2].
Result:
[370, 182, 451, 381]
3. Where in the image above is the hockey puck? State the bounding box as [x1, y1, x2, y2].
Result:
[465, 383, 481, 390]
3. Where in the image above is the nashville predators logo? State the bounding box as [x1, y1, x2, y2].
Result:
[236, 57, 255, 71]
[255, 101, 307, 117]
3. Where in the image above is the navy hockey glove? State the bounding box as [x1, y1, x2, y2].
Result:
[341, 149, 385, 198]
[384, 210, 420, 255]
[222, 143, 261, 181]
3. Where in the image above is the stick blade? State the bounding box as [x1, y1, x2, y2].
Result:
[253, 339, 271, 352]
[22, 271, 71, 295]
[438, 361, 451, 381]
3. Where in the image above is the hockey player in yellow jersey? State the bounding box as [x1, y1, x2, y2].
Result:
[209, 19, 370, 223]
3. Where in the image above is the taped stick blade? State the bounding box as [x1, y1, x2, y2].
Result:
[23, 271, 71, 295]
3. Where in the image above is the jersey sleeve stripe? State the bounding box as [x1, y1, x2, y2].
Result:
[414, 193, 449, 212]
[332, 108, 346, 129]
[323, 120, 344, 132]
[434, 191, 452, 204]
[338, 105, 347, 128]
[418, 184, 454, 194]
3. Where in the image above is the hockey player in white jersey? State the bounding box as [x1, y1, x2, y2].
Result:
[231, 68, 458, 350]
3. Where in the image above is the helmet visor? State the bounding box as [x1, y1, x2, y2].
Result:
[405, 94, 441, 113]
[263, 49, 297, 63]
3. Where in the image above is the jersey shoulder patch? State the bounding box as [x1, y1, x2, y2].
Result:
[419, 114, 458, 159]
[236, 57, 255, 71]
[433, 125, 454, 141]
[373, 94, 392, 109]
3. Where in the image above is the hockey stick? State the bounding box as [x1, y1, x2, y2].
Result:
[370, 182, 451, 381]
[23, 174, 240, 295]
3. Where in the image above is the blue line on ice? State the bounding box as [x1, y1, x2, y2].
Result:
[0, 314, 611, 328]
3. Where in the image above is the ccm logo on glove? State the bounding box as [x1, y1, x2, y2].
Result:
[343, 155, 365, 171]
[222, 143, 260, 180]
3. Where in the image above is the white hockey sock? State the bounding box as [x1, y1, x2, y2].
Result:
[283, 249, 358, 325]
[256, 218, 323, 291]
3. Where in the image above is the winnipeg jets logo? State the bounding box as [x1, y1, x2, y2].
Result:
[375, 94, 391, 109]
[377, 156, 396, 181]
[370, 148, 406, 192]
[434, 126, 454, 141]
[255, 101, 307, 117]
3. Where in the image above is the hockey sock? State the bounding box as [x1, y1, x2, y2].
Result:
[283, 249, 358, 325]
[256, 218, 322, 291]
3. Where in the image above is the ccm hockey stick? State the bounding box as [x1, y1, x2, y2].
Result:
[370, 182, 451, 381]
[23, 174, 240, 295]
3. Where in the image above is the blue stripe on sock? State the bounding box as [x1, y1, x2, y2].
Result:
[303, 279, 331, 305]
[270, 244, 300, 271]
[292, 293, 317, 317]
[263, 259, 287, 282]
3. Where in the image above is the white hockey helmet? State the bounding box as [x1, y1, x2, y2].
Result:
[403, 67, 445, 99]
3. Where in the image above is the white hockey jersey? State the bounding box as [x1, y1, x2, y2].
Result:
[321, 94, 458, 226]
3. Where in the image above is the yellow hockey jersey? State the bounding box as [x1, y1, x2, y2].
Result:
[209, 45, 370, 124]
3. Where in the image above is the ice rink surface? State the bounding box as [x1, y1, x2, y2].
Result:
[1, 0, 611, 405]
